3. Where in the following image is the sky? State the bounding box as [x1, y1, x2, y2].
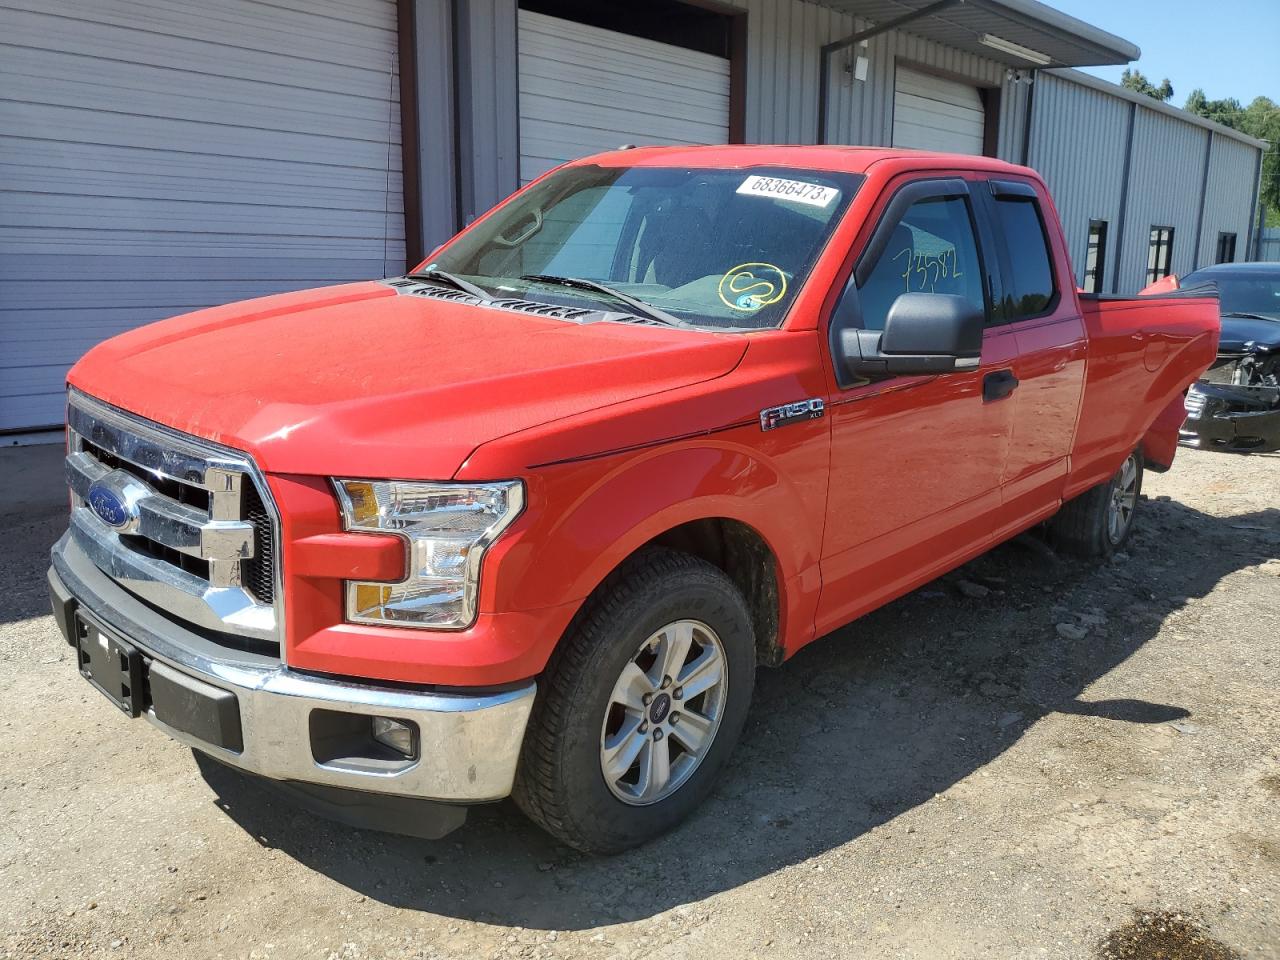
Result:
[1050, 0, 1280, 107]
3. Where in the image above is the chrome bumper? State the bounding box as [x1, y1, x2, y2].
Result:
[50, 531, 535, 803]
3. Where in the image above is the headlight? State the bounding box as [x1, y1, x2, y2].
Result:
[334, 479, 524, 630]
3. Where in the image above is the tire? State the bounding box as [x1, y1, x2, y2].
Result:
[1050, 448, 1143, 558]
[513, 548, 755, 854]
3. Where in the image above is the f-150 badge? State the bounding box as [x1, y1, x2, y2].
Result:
[760, 398, 825, 432]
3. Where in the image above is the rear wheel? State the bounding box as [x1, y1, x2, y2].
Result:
[513, 549, 755, 853]
[1050, 449, 1143, 557]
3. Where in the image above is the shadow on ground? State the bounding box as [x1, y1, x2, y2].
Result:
[189, 499, 1278, 929]
[0, 443, 69, 627]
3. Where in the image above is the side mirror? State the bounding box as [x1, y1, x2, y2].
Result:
[835, 293, 984, 381]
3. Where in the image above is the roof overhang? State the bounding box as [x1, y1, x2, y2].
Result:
[817, 0, 1140, 67]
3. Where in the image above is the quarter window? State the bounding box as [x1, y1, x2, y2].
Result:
[1216, 232, 1237, 264]
[853, 195, 987, 331]
[989, 195, 1056, 320]
[1083, 219, 1108, 294]
[1147, 227, 1175, 284]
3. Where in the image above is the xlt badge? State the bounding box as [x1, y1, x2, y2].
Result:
[760, 398, 825, 432]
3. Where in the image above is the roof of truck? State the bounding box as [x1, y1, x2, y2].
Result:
[574, 144, 1035, 178]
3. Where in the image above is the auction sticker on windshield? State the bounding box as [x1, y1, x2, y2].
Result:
[736, 175, 839, 208]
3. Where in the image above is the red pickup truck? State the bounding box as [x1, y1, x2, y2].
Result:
[49, 146, 1217, 853]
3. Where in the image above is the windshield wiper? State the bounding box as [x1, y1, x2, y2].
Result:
[406, 269, 493, 303]
[519, 274, 688, 328]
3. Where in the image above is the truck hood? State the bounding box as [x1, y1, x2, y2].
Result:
[68, 282, 747, 478]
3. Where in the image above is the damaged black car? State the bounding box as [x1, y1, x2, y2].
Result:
[1177, 262, 1280, 454]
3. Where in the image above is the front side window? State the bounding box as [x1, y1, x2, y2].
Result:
[428, 165, 862, 331]
[1147, 226, 1175, 284]
[989, 195, 1056, 320]
[1083, 219, 1108, 294]
[853, 195, 987, 331]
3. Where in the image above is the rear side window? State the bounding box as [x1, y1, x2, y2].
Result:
[854, 195, 987, 331]
[990, 196, 1056, 321]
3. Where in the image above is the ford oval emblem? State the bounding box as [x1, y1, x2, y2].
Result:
[87, 482, 130, 528]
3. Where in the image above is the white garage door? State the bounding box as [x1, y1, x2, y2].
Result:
[892, 66, 986, 156]
[517, 10, 730, 185]
[0, 0, 404, 433]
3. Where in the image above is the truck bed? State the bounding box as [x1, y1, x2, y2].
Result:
[1070, 290, 1219, 496]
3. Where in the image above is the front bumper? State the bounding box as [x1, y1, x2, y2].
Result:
[50, 531, 535, 804]
[1180, 382, 1280, 454]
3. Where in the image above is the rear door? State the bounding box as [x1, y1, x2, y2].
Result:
[976, 178, 1086, 537]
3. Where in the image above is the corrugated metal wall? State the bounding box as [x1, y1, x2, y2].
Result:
[1025, 70, 1261, 292]
[720, 0, 1028, 156]
[443, 3, 1261, 296]
[457, 0, 520, 224]
[1260, 227, 1280, 262]
[1119, 107, 1207, 287]
[454, 0, 1029, 213]
[721, 0, 850, 144]
[1028, 71, 1132, 289]
[1198, 134, 1258, 266]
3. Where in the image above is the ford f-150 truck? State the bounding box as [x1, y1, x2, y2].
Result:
[49, 146, 1218, 853]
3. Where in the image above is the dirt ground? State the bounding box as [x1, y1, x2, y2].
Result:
[1, 443, 1277, 960]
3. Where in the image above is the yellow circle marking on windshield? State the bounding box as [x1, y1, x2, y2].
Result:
[718, 263, 788, 312]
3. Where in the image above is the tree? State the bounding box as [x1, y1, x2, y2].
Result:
[1185, 90, 1280, 226]
[1121, 68, 1174, 102]
[1184, 88, 1244, 127]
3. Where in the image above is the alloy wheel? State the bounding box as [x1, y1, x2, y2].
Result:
[599, 619, 728, 805]
[1107, 453, 1140, 544]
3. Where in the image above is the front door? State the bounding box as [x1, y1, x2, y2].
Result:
[815, 176, 1015, 636]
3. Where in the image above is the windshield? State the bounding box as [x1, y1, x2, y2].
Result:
[1184, 270, 1280, 319]
[426, 165, 862, 331]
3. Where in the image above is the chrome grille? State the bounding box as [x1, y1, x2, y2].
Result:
[1184, 389, 1208, 418]
[65, 390, 283, 656]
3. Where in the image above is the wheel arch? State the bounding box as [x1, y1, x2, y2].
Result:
[488, 441, 823, 671]
[636, 517, 783, 667]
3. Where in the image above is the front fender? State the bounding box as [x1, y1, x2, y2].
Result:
[478, 427, 829, 656]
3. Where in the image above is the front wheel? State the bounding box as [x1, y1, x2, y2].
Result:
[1050, 448, 1143, 557]
[513, 549, 755, 853]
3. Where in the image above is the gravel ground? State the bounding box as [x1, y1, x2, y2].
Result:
[1, 443, 1277, 960]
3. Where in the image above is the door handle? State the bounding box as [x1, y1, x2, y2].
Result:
[983, 369, 1019, 403]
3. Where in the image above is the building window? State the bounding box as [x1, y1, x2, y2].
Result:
[1216, 232, 1237, 264]
[1146, 226, 1175, 285]
[1083, 220, 1108, 293]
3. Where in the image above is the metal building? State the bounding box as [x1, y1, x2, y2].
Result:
[1028, 69, 1266, 295]
[0, 0, 1267, 437]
